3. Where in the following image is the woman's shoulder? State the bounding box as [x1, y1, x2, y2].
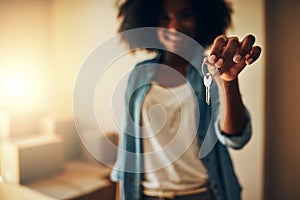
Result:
[129, 54, 161, 77]
[134, 54, 162, 68]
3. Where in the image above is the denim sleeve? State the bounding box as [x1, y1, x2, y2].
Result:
[210, 83, 252, 150]
[213, 107, 252, 149]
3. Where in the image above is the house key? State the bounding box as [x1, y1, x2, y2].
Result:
[201, 56, 219, 106]
[204, 73, 212, 105]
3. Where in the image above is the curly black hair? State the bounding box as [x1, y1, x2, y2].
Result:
[117, 0, 233, 51]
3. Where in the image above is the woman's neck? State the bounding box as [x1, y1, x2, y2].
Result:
[162, 52, 189, 76]
[154, 52, 189, 87]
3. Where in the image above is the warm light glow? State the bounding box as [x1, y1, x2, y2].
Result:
[0, 67, 40, 110]
[3, 75, 28, 99]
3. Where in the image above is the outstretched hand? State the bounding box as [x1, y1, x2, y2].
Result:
[208, 34, 262, 82]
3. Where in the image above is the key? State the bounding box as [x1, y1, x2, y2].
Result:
[204, 73, 213, 105]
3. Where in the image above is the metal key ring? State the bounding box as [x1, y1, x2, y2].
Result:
[201, 57, 219, 77]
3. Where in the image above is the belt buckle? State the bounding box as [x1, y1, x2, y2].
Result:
[158, 190, 176, 200]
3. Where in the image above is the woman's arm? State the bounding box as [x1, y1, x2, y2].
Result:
[215, 77, 246, 135]
[209, 34, 261, 135]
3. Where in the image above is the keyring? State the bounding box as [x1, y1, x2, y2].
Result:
[201, 57, 219, 77]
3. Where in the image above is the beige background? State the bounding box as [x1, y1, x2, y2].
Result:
[1, 0, 300, 199]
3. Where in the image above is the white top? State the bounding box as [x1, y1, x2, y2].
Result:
[141, 82, 209, 191]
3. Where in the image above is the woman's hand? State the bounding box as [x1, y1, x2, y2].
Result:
[208, 34, 262, 82]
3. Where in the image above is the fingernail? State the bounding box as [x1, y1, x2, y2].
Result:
[233, 54, 242, 63]
[209, 55, 216, 63]
[246, 58, 253, 65]
[215, 58, 223, 68]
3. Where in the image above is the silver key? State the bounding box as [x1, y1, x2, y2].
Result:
[204, 73, 213, 105]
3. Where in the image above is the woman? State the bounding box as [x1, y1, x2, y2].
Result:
[110, 0, 261, 199]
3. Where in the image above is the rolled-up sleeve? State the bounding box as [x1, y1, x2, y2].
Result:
[209, 82, 252, 150]
[213, 107, 252, 149]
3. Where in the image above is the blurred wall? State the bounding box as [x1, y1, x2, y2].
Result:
[228, 1, 265, 200]
[51, 0, 119, 121]
[265, 0, 300, 199]
[0, 0, 53, 112]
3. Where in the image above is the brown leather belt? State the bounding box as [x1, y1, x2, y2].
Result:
[143, 187, 208, 199]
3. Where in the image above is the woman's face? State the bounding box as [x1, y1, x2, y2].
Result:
[157, 0, 197, 53]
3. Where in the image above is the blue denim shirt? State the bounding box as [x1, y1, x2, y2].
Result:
[110, 53, 252, 200]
